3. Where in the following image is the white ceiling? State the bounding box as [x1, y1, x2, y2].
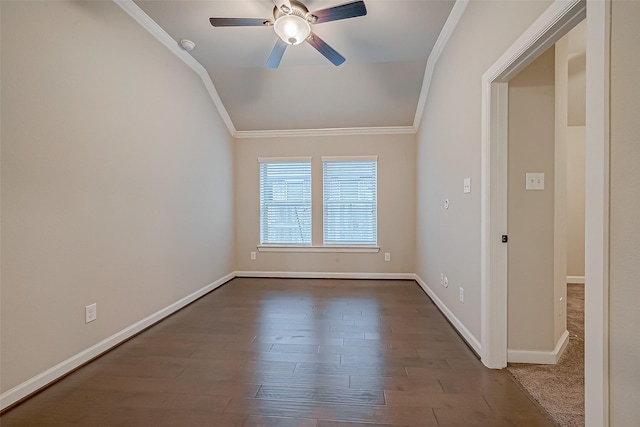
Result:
[133, 0, 456, 132]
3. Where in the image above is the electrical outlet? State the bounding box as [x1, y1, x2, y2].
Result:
[85, 303, 97, 323]
[464, 177, 471, 194]
[250, 251, 256, 260]
[443, 276, 449, 288]
[440, 273, 444, 286]
[459, 287, 464, 303]
[384, 252, 391, 262]
[525, 172, 545, 190]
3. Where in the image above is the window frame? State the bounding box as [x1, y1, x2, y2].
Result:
[321, 156, 378, 247]
[258, 157, 312, 246]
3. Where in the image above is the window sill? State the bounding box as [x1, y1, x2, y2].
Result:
[257, 245, 380, 254]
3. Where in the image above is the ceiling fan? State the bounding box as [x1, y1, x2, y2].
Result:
[209, 0, 367, 68]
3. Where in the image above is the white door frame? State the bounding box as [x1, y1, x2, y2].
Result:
[480, 0, 610, 426]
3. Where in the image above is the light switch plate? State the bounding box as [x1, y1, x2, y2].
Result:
[463, 177, 471, 194]
[85, 303, 97, 323]
[525, 173, 545, 190]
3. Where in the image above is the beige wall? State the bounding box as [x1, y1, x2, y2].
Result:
[609, 0, 640, 423]
[565, 22, 586, 279]
[568, 53, 586, 126]
[566, 19, 586, 128]
[0, 0, 234, 393]
[507, 48, 559, 351]
[415, 0, 552, 340]
[554, 39, 569, 344]
[235, 134, 415, 274]
[566, 126, 585, 278]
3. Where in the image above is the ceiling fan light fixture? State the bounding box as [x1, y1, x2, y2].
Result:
[273, 14, 310, 45]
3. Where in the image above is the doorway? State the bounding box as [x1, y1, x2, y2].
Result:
[479, 0, 610, 425]
[504, 24, 587, 425]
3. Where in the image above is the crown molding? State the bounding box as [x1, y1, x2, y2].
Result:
[113, 0, 237, 136]
[234, 126, 416, 139]
[413, 0, 469, 131]
[115, 0, 465, 139]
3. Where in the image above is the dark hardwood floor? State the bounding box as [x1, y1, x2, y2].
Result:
[0, 278, 553, 426]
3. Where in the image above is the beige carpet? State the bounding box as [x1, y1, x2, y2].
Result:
[507, 284, 585, 427]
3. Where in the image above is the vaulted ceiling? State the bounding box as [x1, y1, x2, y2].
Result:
[132, 0, 456, 133]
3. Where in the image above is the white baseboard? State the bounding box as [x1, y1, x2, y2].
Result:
[567, 275, 585, 284]
[413, 274, 482, 355]
[0, 271, 470, 411]
[234, 271, 416, 280]
[0, 272, 235, 411]
[508, 329, 570, 364]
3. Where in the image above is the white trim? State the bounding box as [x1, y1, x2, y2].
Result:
[321, 156, 378, 162]
[258, 245, 379, 253]
[235, 271, 414, 280]
[0, 272, 235, 411]
[584, 1, 610, 425]
[257, 157, 312, 163]
[413, 0, 469, 130]
[0, 270, 488, 411]
[481, 81, 510, 369]
[507, 330, 570, 364]
[113, 0, 236, 136]
[483, 0, 586, 84]
[414, 275, 482, 355]
[567, 275, 585, 284]
[480, 0, 586, 370]
[234, 126, 416, 139]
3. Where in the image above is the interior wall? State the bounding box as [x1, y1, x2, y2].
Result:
[568, 54, 586, 126]
[415, 0, 553, 341]
[234, 134, 415, 274]
[0, 0, 235, 393]
[609, 0, 640, 423]
[554, 38, 569, 345]
[566, 20, 587, 280]
[566, 126, 586, 278]
[507, 48, 557, 351]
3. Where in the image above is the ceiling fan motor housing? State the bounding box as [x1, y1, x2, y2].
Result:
[273, 0, 310, 20]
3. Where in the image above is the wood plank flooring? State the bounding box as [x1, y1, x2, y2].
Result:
[0, 278, 553, 426]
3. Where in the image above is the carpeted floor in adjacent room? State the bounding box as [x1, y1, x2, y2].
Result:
[507, 283, 585, 427]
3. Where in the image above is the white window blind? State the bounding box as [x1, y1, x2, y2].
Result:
[323, 159, 377, 245]
[259, 160, 312, 245]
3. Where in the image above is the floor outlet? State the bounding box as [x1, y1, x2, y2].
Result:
[85, 303, 97, 323]
[459, 287, 464, 303]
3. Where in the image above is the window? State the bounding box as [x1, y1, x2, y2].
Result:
[259, 158, 312, 245]
[323, 157, 377, 245]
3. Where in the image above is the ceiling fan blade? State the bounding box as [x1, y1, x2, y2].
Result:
[273, 0, 293, 14]
[266, 38, 288, 69]
[209, 17, 270, 27]
[310, 1, 367, 24]
[306, 33, 345, 66]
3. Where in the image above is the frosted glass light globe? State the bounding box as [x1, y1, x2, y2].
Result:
[274, 14, 310, 45]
